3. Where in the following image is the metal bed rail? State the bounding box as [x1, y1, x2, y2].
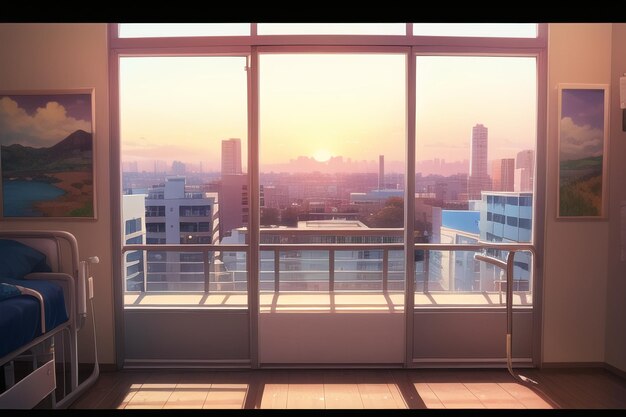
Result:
[0, 230, 99, 409]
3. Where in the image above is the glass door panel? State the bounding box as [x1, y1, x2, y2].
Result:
[413, 55, 537, 364]
[257, 52, 407, 364]
[119, 56, 250, 365]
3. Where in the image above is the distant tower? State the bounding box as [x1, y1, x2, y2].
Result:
[492, 158, 515, 192]
[378, 155, 384, 190]
[171, 160, 186, 175]
[468, 124, 491, 200]
[470, 124, 488, 177]
[515, 149, 535, 192]
[221, 138, 242, 176]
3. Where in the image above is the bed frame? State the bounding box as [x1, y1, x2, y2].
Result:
[0, 230, 99, 409]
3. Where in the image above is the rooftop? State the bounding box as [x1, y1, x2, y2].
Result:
[297, 219, 368, 229]
[441, 210, 480, 235]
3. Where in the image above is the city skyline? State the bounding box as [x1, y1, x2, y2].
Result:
[120, 56, 536, 171]
[122, 152, 535, 177]
[124, 155, 477, 176]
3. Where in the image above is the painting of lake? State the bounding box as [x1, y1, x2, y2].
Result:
[0, 91, 95, 218]
[2, 180, 65, 216]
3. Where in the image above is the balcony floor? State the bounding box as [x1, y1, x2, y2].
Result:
[124, 291, 532, 310]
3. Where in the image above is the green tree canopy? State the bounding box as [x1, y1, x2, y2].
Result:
[367, 197, 404, 228]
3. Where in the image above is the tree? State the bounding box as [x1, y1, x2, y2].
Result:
[367, 197, 404, 228]
[260, 207, 279, 226]
[281, 206, 299, 227]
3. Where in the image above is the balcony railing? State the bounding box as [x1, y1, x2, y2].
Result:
[122, 240, 535, 301]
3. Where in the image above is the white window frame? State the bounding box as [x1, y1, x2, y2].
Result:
[109, 23, 548, 368]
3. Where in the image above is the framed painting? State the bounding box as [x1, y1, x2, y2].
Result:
[557, 84, 609, 220]
[0, 89, 96, 219]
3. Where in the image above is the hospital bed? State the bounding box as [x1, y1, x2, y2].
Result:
[0, 230, 99, 409]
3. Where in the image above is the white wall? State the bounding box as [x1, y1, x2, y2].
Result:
[543, 24, 611, 364]
[0, 23, 114, 363]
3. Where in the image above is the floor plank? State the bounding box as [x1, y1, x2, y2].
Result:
[323, 383, 364, 409]
[286, 383, 325, 409]
[256, 370, 290, 409]
[463, 382, 525, 409]
[427, 382, 485, 409]
[286, 371, 325, 409]
[412, 382, 446, 408]
[497, 382, 553, 409]
[203, 383, 248, 409]
[162, 381, 212, 409]
[124, 383, 174, 409]
[259, 383, 289, 409]
[357, 383, 402, 409]
[69, 388, 110, 409]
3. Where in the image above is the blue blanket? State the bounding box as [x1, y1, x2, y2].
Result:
[0, 277, 69, 358]
[0, 283, 21, 301]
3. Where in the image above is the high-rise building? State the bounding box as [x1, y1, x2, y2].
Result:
[492, 158, 515, 192]
[468, 124, 491, 199]
[218, 174, 266, 239]
[478, 191, 532, 291]
[145, 176, 219, 245]
[122, 194, 146, 292]
[470, 124, 488, 177]
[219, 174, 248, 238]
[435, 191, 532, 293]
[221, 138, 242, 175]
[171, 160, 186, 175]
[515, 149, 535, 192]
[143, 176, 220, 291]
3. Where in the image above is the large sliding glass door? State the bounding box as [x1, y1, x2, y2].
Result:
[111, 23, 545, 369]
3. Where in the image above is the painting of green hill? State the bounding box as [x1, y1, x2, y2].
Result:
[559, 156, 603, 217]
[559, 155, 602, 171]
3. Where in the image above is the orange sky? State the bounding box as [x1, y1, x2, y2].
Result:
[120, 54, 536, 173]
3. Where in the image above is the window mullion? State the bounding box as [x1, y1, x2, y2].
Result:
[247, 47, 260, 368]
[404, 47, 417, 366]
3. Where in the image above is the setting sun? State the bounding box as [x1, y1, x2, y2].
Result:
[313, 149, 332, 162]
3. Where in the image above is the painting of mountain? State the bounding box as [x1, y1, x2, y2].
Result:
[0, 92, 95, 218]
[557, 86, 607, 218]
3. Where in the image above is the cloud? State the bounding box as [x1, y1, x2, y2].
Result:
[559, 117, 604, 161]
[0, 96, 91, 147]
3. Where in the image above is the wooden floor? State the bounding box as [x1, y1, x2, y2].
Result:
[69, 367, 626, 409]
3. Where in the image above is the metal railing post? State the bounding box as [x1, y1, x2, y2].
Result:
[383, 249, 389, 292]
[203, 248, 211, 294]
[423, 250, 429, 293]
[143, 251, 148, 293]
[274, 249, 280, 293]
[329, 249, 335, 292]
